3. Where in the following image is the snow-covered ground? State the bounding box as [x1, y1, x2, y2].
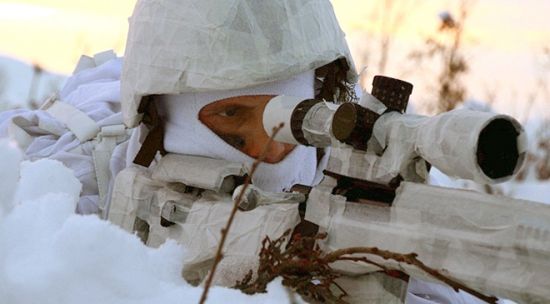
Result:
[0, 140, 291, 304]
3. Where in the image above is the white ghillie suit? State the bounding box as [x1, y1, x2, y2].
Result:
[0, 52, 128, 215]
[0, 0, 522, 303]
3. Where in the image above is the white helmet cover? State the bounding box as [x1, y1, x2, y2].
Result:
[121, 0, 357, 127]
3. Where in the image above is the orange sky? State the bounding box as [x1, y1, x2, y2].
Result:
[0, 0, 549, 117]
[1, 0, 548, 73]
[0, 0, 135, 72]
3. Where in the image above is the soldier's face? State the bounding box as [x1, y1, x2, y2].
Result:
[198, 95, 295, 164]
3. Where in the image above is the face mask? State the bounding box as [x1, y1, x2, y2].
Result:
[158, 71, 318, 192]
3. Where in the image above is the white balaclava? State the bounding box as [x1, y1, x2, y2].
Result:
[159, 71, 318, 193]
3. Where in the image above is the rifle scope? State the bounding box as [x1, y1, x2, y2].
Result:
[262, 76, 526, 184]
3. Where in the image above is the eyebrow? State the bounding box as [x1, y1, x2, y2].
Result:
[209, 99, 257, 108]
[201, 102, 253, 116]
[207, 95, 273, 108]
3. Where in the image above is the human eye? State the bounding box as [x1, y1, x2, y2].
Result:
[218, 106, 238, 117]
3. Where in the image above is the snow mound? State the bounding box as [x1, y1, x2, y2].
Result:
[0, 141, 290, 304]
[15, 158, 82, 204]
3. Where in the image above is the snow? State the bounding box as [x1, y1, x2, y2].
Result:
[0, 140, 291, 304]
[14, 158, 82, 204]
[506, 182, 550, 203]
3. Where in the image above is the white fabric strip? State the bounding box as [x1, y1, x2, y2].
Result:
[8, 117, 34, 150]
[92, 124, 128, 218]
[43, 98, 100, 142]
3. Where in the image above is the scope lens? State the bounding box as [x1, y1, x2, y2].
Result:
[476, 118, 520, 179]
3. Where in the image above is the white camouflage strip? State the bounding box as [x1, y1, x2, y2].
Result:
[307, 181, 550, 303]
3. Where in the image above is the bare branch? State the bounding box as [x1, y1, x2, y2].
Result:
[325, 247, 497, 304]
[236, 230, 498, 304]
[198, 123, 285, 304]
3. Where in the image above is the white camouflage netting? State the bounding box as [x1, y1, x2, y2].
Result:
[122, 0, 356, 127]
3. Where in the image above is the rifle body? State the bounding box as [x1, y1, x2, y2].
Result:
[305, 176, 550, 304]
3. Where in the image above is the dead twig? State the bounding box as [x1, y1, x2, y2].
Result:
[325, 247, 497, 304]
[236, 230, 498, 304]
[198, 123, 284, 304]
[235, 230, 348, 303]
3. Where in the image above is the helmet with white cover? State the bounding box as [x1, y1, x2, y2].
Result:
[121, 0, 357, 127]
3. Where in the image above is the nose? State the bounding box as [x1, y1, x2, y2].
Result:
[244, 138, 291, 164]
[244, 141, 263, 160]
[244, 134, 270, 160]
